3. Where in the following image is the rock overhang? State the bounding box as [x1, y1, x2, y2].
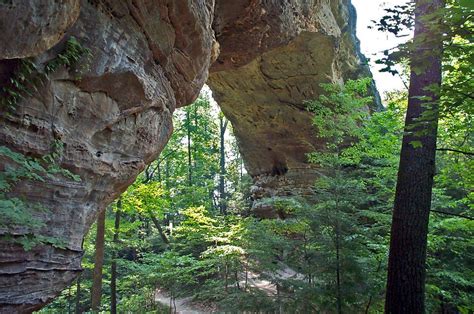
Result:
[0, 0, 378, 310]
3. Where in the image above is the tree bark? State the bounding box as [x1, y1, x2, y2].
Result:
[91, 208, 106, 311]
[219, 115, 228, 215]
[335, 204, 342, 314]
[165, 159, 170, 188]
[224, 262, 229, 293]
[148, 209, 170, 244]
[385, 0, 444, 312]
[186, 110, 192, 186]
[68, 285, 72, 314]
[110, 199, 121, 314]
[75, 274, 82, 314]
[335, 228, 342, 314]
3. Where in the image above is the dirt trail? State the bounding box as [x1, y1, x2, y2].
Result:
[155, 289, 204, 314]
[154, 264, 303, 312]
[243, 263, 305, 295]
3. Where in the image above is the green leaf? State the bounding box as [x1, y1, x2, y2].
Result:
[459, 0, 474, 10]
[410, 140, 423, 148]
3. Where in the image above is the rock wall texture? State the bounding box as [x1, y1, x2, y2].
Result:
[0, 0, 374, 311]
[0, 0, 215, 312]
[0, 1, 81, 59]
[208, 0, 376, 216]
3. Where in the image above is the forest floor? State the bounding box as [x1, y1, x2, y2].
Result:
[154, 263, 302, 313]
[243, 263, 304, 295]
[155, 289, 210, 313]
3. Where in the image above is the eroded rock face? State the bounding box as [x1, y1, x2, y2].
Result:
[208, 0, 375, 216]
[0, 0, 214, 311]
[0, 1, 81, 59]
[0, 0, 373, 311]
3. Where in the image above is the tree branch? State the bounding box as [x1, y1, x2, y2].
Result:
[454, 90, 474, 100]
[430, 209, 473, 220]
[147, 209, 170, 244]
[436, 148, 474, 156]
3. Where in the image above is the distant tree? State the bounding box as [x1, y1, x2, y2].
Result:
[219, 114, 229, 215]
[91, 208, 106, 311]
[75, 275, 82, 314]
[110, 199, 121, 314]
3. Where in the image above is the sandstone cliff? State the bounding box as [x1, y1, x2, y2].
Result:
[0, 0, 374, 311]
[209, 0, 377, 217]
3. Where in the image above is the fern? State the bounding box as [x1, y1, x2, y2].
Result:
[0, 141, 81, 250]
[0, 36, 91, 111]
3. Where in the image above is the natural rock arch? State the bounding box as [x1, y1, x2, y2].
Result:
[0, 0, 375, 311]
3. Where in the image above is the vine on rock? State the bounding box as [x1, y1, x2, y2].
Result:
[0, 37, 89, 249]
[0, 36, 92, 111]
[0, 141, 81, 250]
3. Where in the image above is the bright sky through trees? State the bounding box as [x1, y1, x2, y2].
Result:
[352, 0, 411, 95]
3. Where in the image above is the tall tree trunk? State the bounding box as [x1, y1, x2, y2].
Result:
[75, 274, 82, 314]
[335, 215, 342, 314]
[219, 115, 228, 215]
[169, 295, 173, 314]
[385, 0, 444, 312]
[91, 208, 106, 311]
[110, 199, 121, 314]
[235, 270, 240, 289]
[224, 262, 229, 293]
[245, 263, 248, 290]
[148, 209, 170, 244]
[165, 159, 170, 189]
[157, 162, 161, 182]
[68, 285, 72, 314]
[239, 154, 243, 182]
[186, 110, 192, 186]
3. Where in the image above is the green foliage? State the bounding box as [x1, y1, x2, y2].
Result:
[0, 141, 80, 250]
[425, 94, 474, 311]
[40, 80, 472, 313]
[280, 79, 392, 311]
[372, 0, 473, 130]
[0, 36, 91, 111]
[143, 251, 205, 297]
[373, 2, 473, 310]
[0, 59, 38, 111]
[40, 95, 250, 313]
[307, 78, 373, 147]
[44, 36, 92, 75]
[173, 206, 217, 255]
[427, 218, 474, 313]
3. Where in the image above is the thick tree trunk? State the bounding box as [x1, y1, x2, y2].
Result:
[110, 200, 121, 314]
[91, 208, 106, 311]
[385, 0, 444, 312]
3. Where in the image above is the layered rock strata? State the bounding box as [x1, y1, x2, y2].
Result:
[208, 0, 375, 216]
[0, 0, 214, 311]
[0, 0, 374, 311]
